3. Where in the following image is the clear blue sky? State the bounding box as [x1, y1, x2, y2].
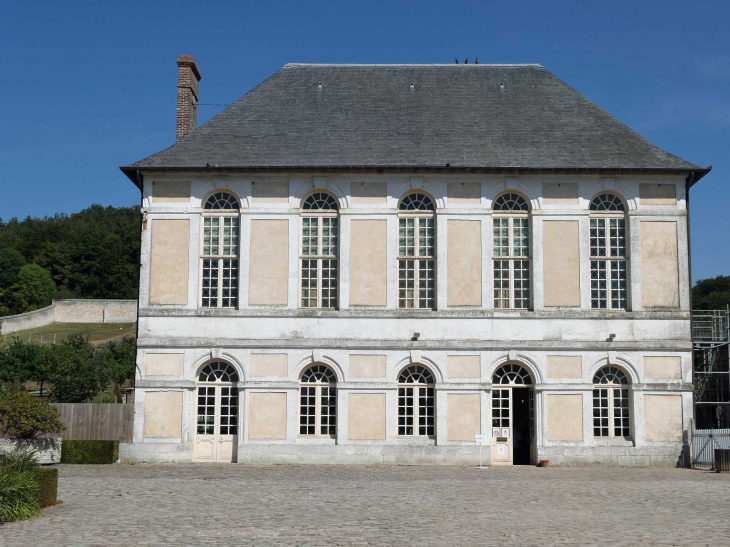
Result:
[0, 1, 727, 282]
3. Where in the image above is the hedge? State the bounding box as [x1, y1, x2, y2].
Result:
[35, 467, 58, 507]
[60, 440, 119, 464]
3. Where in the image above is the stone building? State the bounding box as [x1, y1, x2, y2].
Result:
[120, 56, 710, 465]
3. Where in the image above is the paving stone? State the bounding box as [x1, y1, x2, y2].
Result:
[2, 464, 729, 546]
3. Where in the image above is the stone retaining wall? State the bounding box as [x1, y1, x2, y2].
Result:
[0, 299, 138, 334]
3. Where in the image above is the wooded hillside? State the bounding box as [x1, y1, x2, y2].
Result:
[0, 205, 140, 316]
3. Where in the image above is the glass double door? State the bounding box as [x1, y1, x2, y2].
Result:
[194, 385, 239, 462]
[491, 387, 535, 466]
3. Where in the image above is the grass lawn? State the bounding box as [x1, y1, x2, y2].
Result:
[2, 322, 136, 345]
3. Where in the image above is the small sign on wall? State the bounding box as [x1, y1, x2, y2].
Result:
[475, 434, 484, 443]
[492, 428, 500, 438]
[501, 428, 510, 438]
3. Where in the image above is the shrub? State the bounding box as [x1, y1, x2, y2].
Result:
[0, 449, 41, 523]
[35, 467, 58, 507]
[60, 440, 119, 464]
[0, 391, 65, 439]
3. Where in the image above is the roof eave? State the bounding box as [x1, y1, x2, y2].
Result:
[121, 164, 709, 187]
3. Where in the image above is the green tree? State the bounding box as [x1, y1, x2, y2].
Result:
[0, 341, 40, 387]
[0, 391, 65, 439]
[0, 247, 26, 314]
[97, 336, 136, 403]
[11, 264, 55, 313]
[692, 275, 730, 311]
[48, 335, 106, 403]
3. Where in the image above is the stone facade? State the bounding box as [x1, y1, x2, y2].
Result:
[124, 173, 693, 466]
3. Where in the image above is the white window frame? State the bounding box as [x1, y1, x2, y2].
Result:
[299, 207, 339, 309]
[397, 365, 436, 437]
[299, 365, 337, 438]
[592, 367, 631, 439]
[491, 210, 531, 310]
[200, 206, 240, 309]
[589, 194, 629, 311]
[397, 210, 436, 310]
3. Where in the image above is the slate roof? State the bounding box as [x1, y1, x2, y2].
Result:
[122, 63, 705, 180]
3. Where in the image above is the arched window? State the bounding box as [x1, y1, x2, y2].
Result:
[593, 366, 630, 438]
[299, 364, 337, 437]
[300, 192, 339, 309]
[201, 191, 240, 308]
[589, 193, 628, 310]
[398, 365, 435, 436]
[492, 363, 532, 385]
[204, 192, 240, 210]
[492, 193, 531, 309]
[196, 361, 239, 438]
[398, 193, 435, 310]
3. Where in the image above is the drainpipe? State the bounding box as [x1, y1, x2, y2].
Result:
[133, 170, 144, 399]
[686, 171, 695, 423]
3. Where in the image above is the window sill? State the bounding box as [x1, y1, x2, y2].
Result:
[592, 438, 634, 447]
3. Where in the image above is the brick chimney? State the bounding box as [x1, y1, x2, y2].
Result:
[176, 55, 201, 141]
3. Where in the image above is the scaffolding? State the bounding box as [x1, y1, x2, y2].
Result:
[692, 307, 730, 429]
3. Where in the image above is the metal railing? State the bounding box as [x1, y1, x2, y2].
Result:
[690, 419, 730, 469]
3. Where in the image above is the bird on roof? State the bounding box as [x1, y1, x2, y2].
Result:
[464, 58, 469, 64]
[475, 58, 479, 64]
[454, 58, 459, 64]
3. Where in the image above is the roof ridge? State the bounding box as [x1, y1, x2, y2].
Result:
[283, 63, 544, 68]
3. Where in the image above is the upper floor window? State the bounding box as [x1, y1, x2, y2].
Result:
[593, 366, 630, 439]
[300, 192, 339, 309]
[299, 364, 337, 437]
[398, 192, 435, 310]
[589, 193, 628, 310]
[398, 365, 435, 437]
[204, 192, 240, 210]
[201, 191, 240, 308]
[492, 193, 530, 309]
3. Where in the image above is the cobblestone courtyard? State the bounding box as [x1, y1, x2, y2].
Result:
[3, 464, 729, 546]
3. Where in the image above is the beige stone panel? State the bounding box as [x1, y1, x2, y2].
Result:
[250, 354, 288, 377]
[641, 222, 679, 308]
[149, 219, 189, 305]
[348, 393, 386, 440]
[447, 220, 482, 306]
[542, 183, 578, 205]
[146, 354, 184, 377]
[447, 393, 481, 441]
[546, 356, 582, 379]
[640, 184, 676, 205]
[543, 221, 580, 307]
[351, 182, 387, 203]
[643, 356, 681, 380]
[448, 355, 480, 378]
[644, 395, 683, 442]
[252, 181, 289, 203]
[249, 220, 289, 305]
[248, 392, 287, 439]
[547, 394, 583, 441]
[349, 355, 386, 378]
[143, 391, 182, 438]
[350, 220, 387, 306]
[447, 183, 481, 204]
[152, 181, 191, 203]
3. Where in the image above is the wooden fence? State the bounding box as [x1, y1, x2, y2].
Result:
[50, 403, 134, 443]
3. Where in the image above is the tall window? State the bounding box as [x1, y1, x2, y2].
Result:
[593, 366, 630, 438]
[196, 361, 239, 437]
[300, 193, 339, 309]
[492, 193, 530, 309]
[299, 364, 337, 437]
[201, 192, 240, 308]
[398, 193, 435, 310]
[398, 365, 435, 437]
[589, 193, 627, 310]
